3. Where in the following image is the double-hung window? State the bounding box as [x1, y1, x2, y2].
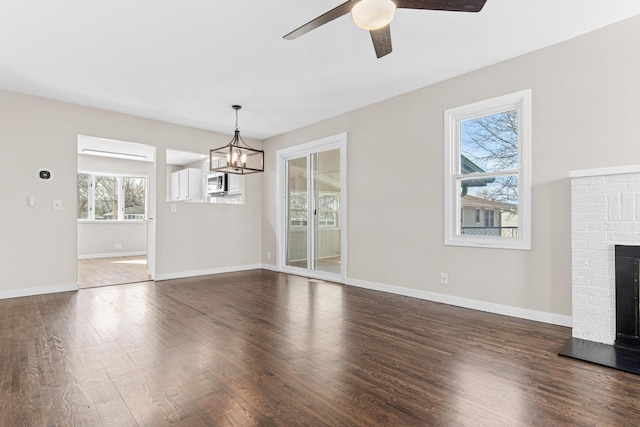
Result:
[444, 90, 532, 250]
[77, 172, 147, 221]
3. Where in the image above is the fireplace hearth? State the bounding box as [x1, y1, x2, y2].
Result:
[559, 338, 640, 375]
[560, 244, 640, 375]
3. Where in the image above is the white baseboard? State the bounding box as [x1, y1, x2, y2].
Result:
[0, 283, 78, 300]
[154, 264, 263, 281]
[0, 266, 571, 329]
[345, 277, 572, 328]
[256, 266, 570, 327]
[78, 251, 147, 260]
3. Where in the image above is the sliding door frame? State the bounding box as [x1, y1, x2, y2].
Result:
[275, 133, 347, 283]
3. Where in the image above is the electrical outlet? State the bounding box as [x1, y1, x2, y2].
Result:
[115, 243, 122, 250]
[440, 272, 448, 285]
[170, 204, 177, 213]
[266, 251, 271, 260]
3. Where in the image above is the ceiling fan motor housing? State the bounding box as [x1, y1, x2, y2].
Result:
[351, 0, 397, 31]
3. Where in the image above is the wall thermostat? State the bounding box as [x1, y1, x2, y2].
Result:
[38, 169, 53, 181]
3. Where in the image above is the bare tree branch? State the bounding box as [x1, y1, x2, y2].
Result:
[462, 110, 519, 203]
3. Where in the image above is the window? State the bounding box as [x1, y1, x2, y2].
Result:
[484, 210, 494, 228]
[289, 191, 308, 226]
[77, 173, 89, 219]
[123, 177, 146, 219]
[77, 172, 147, 221]
[318, 193, 339, 227]
[444, 90, 531, 250]
[288, 191, 340, 228]
[95, 176, 118, 220]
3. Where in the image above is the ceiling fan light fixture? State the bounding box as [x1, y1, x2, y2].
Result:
[351, 0, 396, 31]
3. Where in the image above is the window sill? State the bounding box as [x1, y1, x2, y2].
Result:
[288, 226, 341, 231]
[77, 220, 147, 224]
[445, 236, 531, 251]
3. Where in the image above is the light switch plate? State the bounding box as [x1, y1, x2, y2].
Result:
[53, 200, 62, 210]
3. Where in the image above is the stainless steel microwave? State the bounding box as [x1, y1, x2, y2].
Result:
[207, 173, 227, 195]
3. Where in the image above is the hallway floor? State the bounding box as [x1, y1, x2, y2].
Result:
[77, 255, 151, 288]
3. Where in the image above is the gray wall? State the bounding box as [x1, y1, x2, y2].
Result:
[261, 14, 640, 320]
[0, 92, 262, 297]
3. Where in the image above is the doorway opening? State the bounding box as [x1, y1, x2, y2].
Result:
[76, 135, 156, 288]
[78, 255, 150, 289]
[277, 133, 347, 283]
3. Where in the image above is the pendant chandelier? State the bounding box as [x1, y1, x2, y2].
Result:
[210, 105, 264, 174]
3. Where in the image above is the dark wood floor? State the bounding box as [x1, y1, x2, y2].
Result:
[2, 270, 640, 426]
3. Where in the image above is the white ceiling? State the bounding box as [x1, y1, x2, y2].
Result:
[2, 1, 639, 140]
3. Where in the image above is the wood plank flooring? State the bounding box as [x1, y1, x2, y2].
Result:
[78, 255, 151, 289]
[2, 269, 640, 426]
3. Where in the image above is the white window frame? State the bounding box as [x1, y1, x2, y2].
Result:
[444, 89, 532, 250]
[78, 171, 148, 222]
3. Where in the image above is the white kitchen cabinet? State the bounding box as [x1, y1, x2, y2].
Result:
[170, 171, 180, 201]
[227, 174, 242, 195]
[170, 168, 202, 201]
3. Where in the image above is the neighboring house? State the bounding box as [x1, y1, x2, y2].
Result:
[459, 155, 517, 237]
[460, 195, 518, 237]
[460, 154, 494, 196]
[124, 206, 146, 220]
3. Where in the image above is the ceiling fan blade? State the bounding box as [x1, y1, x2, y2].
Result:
[395, 0, 487, 12]
[283, 1, 354, 40]
[370, 25, 392, 59]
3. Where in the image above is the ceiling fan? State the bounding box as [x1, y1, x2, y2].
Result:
[284, 0, 487, 59]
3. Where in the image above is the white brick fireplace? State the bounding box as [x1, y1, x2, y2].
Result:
[570, 165, 640, 345]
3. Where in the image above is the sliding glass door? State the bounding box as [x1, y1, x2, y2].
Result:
[279, 134, 346, 281]
[286, 156, 309, 269]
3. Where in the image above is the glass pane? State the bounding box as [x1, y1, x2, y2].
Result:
[124, 177, 146, 220]
[316, 149, 341, 274]
[287, 157, 308, 269]
[77, 173, 89, 219]
[460, 109, 519, 174]
[459, 175, 519, 238]
[94, 176, 118, 220]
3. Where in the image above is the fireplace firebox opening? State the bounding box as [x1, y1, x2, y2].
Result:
[615, 244, 640, 350]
